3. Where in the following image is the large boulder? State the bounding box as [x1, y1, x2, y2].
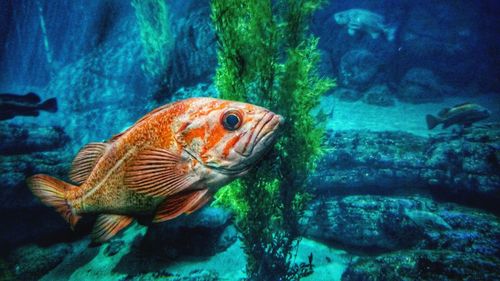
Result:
[396, 1, 491, 88]
[362, 84, 395, 106]
[312, 129, 429, 194]
[141, 206, 236, 258]
[334, 87, 363, 102]
[303, 195, 500, 256]
[339, 49, 381, 91]
[160, 3, 216, 101]
[0, 123, 76, 248]
[303, 196, 423, 250]
[42, 16, 149, 152]
[0, 150, 75, 248]
[398, 68, 447, 103]
[4, 243, 72, 281]
[311, 125, 500, 210]
[0, 123, 69, 155]
[341, 250, 500, 281]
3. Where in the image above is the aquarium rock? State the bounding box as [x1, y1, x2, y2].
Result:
[303, 196, 500, 257]
[6, 243, 72, 281]
[334, 87, 363, 102]
[398, 1, 485, 86]
[342, 250, 500, 281]
[0, 131, 73, 248]
[339, 49, 380, 90]
[362, 84, 395, 106]
[398, 68, 446, 103]
[312, 127, 500, 210]
[0, 123, 69, 155]
[163, 7, 216, 101]
[141, 206, 235, 258]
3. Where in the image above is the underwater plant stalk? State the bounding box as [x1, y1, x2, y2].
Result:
[211, 0, 334, 280]
[36, 1, 53, 69]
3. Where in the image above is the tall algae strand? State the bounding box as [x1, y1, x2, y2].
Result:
[211, 0, 335, 280]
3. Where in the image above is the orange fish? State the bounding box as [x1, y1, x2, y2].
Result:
[27, 97, 283, 243]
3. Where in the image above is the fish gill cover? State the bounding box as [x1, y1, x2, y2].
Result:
[210, 0, 334, 280]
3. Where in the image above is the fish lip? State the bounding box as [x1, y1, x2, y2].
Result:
[255, 114, 283, 146]
[239, 111, 281, 156]
[205, 161, 251, 176]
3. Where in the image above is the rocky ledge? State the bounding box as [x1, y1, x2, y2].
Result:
[311, 124, 500, 211]
[303, 195, 500, 256]
[341, 250, 500, 281]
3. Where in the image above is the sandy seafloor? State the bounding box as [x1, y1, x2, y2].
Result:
[36, 93, 499, 280]
[320, 93, 500, 136]
[41, 223, 351, 281]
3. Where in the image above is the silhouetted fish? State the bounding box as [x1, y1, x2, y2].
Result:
[426, 102, 490, 130]
[0, 92, 58, 121]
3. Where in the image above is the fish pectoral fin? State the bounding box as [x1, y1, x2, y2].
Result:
[124, 147, 200, 198]
[91, 214, 133, 243]
[153, 189, 209, 223]
[69, 142, 109, 184]
[185, 190, 211, 214]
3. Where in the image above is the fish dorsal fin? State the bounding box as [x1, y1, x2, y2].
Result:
[453, 102, 472, 107]
[153, 189, 209, 223]
[91, 214, 133, 243]
[25, 92, 41, 103]
[437, 107, 450, 117]
[124, 147, 200, 198]
[69, 142, 109, 184]
[109, 103, 174, 142]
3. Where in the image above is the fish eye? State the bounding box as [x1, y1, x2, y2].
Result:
[221, 110, 242, 131]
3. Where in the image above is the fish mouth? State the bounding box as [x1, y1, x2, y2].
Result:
[255, 113, 283, 148]
[213, 112, 283, 176]
[236, 112, 283, 157]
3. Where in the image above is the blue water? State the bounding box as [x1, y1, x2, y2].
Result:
[1, 1, 499, 280]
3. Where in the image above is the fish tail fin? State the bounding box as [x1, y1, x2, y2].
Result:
[27, 174, 81, 229]
[39, 98, 58, 113]
[426, 114, 441, 130]
[385, 26, 396, 42]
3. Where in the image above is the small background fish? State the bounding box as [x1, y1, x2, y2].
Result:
[426, 102, 490, 130]
[0, 92, 57, 121]
[334, 9, 396, 41]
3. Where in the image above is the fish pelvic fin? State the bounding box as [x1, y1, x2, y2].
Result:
[91, 214, 133, 243]
[38, 97, 58, 113]
[153, 189, 209, 223]
[27, 174, 81, 229]
[426, 114, 441, 130]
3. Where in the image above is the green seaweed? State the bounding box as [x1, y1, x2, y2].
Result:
[211, 0, 335, 280]
[131, 0, 173, 80]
